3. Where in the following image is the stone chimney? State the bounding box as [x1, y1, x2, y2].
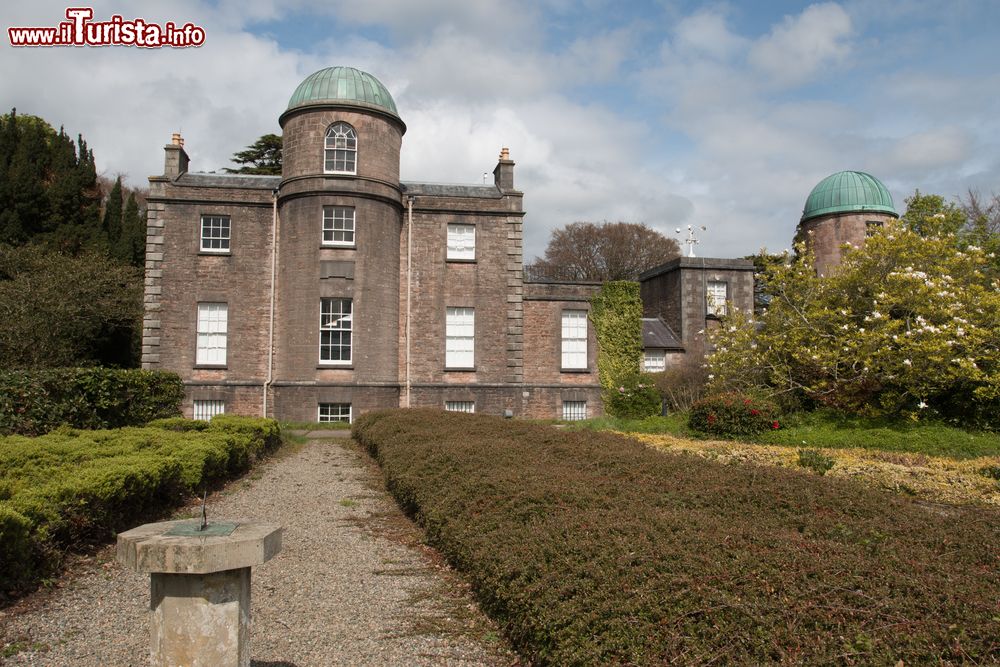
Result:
[492, 146, 515, 192]
[163, 132, 189, 179]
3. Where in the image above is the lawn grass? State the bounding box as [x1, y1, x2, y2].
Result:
[752, 410, 1000, 459]
[564, 410, 1000, 460]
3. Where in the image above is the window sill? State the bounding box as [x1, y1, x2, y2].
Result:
[198, 251, 231, 256]
[317, 364, 353, 370]
[444, 367, 476, 372]
[560, 368, 591, 374]
[194, 364, 227, 370]
[323, 171, 357, 176]
[446, 258, 477, 264]
[321, 244, 356, 250]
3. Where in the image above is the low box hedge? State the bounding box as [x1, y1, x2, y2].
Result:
[0, 416, 281, 593]
[354, 408, 1000, 665]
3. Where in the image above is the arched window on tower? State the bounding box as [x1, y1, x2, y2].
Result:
[324, 122, 357, 174]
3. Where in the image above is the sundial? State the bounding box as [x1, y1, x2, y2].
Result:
[162, 490, 239, 537]
[116, 491, 281, 667]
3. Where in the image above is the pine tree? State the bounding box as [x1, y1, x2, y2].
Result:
[119, 192, 145, 267]
[103, 177, 123, 250]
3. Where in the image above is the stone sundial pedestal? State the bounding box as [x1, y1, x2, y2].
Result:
[117, 519, 282, 667]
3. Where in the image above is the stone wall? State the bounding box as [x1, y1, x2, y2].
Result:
[798, 211, 897, 277]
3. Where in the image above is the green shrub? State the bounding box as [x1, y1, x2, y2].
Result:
[0, 368, 184, 436]
[602, 374, 661, 419]
[0, 504, 33, 589]
[688, 392, 781, 438]
[0, 416, 280, 594]
[797, 448, 835, 475]
[355, 409, 1000, 664]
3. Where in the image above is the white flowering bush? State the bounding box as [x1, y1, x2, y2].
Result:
[708, 219, 1000, 426]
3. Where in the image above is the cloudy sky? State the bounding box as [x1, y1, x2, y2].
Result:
[4, 0, 998, 259]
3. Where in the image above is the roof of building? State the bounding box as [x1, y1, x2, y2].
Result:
[642, 318, 683, 350]
[800, 171, 897, 223]
[177, 172, 280, 189]
[401, 182, 503, 199]
[287, 66, 399, 118]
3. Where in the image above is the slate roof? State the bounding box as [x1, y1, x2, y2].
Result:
[642, 318, 683, 350]
[176, 173, 280, 189]
[401, 182, 503, 199]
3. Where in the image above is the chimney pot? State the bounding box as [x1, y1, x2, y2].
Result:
[500, 147, 510, 160]
[171, 133, 182, 146]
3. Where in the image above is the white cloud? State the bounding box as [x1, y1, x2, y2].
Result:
[673, 9, 748, 61]
[3, 0, 996, 263]
[748, 3, 853, 87]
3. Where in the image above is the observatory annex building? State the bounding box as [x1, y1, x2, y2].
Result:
[141, 66, 893, 423]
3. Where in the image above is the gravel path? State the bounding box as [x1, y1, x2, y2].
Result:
[0, 435, 516, 666]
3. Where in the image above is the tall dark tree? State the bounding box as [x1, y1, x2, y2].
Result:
[0, 110, 50, 244]
[526, 221, 680, 282]
[118, 192, 145, 268]
[0, 110, 102, 251]
[103, 176, 123, 248]
[224, 133, 282, 175]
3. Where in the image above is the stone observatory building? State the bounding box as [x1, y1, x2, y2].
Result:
[143, 66, 606, 422]
[797, 170, 899, 276]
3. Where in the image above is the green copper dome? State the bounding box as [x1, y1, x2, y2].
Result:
[287, 67, 399, 118]
[801, 171, 897, 222]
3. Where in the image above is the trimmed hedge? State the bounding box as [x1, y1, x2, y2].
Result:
[354, 409, 1000, 665]
[0, 368, 185, 436]
[0, 416, 280, 593]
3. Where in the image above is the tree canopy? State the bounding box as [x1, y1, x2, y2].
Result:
[0, 109, 102, 252]
[224, 133, 282, 175]
[527, 221, 680, 282]
[0, 244, 143, 368]
[0, 110, 147, 367]
[707, 213, 999, 427]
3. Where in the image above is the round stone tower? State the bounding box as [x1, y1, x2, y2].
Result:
[272, 66, 406, 417]
[797, 170, 898, 276]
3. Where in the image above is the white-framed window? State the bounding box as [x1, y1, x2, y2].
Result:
[643, 349, 666, 373]
[445, 307, 475, 368]
[200, 215, 230, 253]
[320, 298, 352, 364]
[446, 224, 475, 260]
[196, 303, 228, 365]
[324, 122, 357, 174]
[445, 401, 475, 413]
[193, 400, 225, 421]
[318, 403, 352, 422]
[322, 206, 355, 246]
[707, 281, 728, 317]
[561, 310, 588, 370]
[562, 401, 587, 421]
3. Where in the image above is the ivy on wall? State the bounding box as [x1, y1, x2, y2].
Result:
[590, 281, 660, 418]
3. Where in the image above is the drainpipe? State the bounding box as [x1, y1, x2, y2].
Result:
[263, 188, 278, 417]
[405, 195, 414, 408]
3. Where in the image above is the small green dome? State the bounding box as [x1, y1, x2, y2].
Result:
[801, 171, 897, 222]
[287, 66, 399, 118]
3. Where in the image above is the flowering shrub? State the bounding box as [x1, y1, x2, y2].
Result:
[707, 208, 1000, 427]
[603, 374, 661, 419]
[688, 392, 781, 438]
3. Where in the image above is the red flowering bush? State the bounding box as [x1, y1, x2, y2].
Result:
[689, 392, 781, 438]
